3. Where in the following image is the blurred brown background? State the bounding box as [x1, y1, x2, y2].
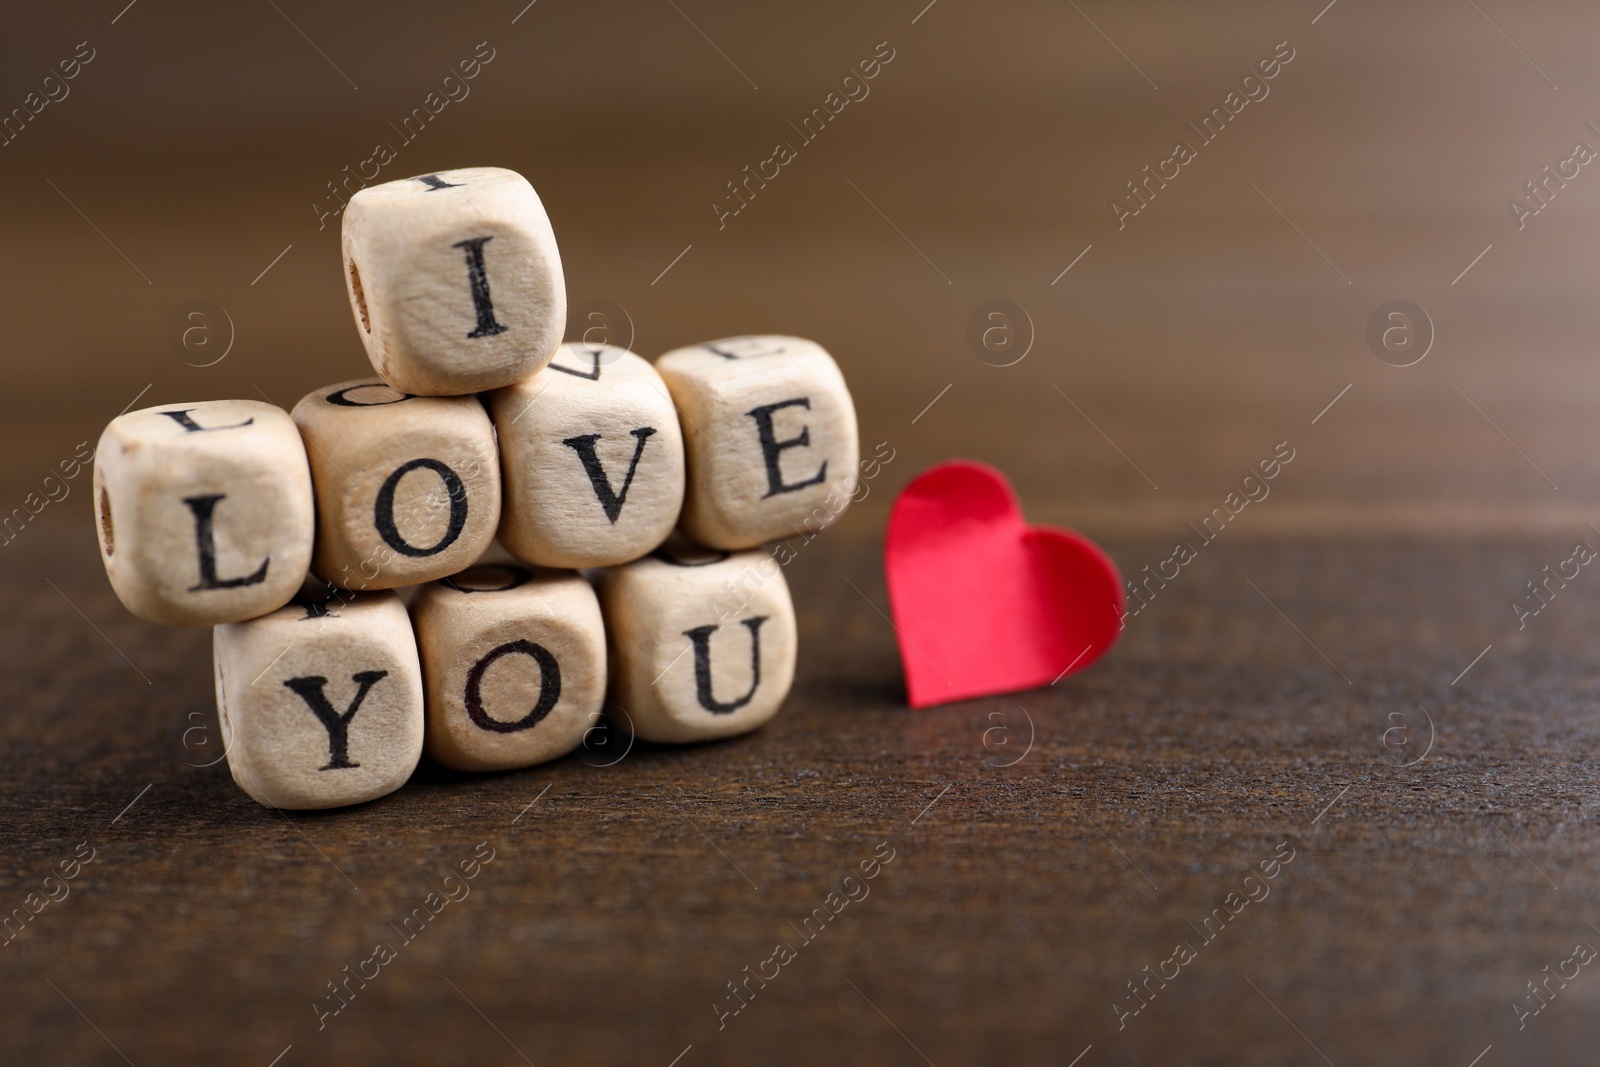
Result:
[4, 1, 1600, 1064]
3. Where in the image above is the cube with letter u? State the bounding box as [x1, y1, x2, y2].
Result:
[598, 542, 796, 743]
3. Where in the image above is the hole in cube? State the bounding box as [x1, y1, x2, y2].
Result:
[98, 487, 114, 557]
[349, 258, 371, 334]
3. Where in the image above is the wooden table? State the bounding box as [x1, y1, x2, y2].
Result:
[4, 1, 1600, 1063]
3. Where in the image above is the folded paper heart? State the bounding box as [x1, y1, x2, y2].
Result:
[883, 460, 1124, 708]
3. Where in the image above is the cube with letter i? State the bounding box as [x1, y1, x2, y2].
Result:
[93, 400, 314, 626]
[341, 166, 565, 395]
[656, 336, 859, 550]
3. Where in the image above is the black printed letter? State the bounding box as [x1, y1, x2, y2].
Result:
[464, 640, 561, 732]
[373, 458, 468, 557]
[161, 409, 253, 433]
[683, 617, 767, 714]
[451, 236, 508, 339]
[283, 671, 388, 770]
[183, 494, 269, 591]
[324, 386, 414, 407]
[548, 348, 603, 380]
[746, 399, 826, 498]
[561, 428, 656, 523]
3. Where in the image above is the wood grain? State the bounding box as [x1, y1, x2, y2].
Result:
[4, 512, 1597, 1065]
[4, 0, 1600, 1062]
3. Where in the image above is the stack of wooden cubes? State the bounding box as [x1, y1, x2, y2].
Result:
[91, 167, 859, 810]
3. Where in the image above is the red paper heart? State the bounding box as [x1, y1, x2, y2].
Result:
[883, 460, 1124, 708]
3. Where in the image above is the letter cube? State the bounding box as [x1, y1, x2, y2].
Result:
[213, 587, 424, 810]
[410, 562, 606, 772]
[487, 343, 685, 568]
[597, 542, 796, 743]
[291, 379, 501, 591]
[341, 166, 565, 395]
[93, 400, 314, 626]
[656, 335, 859, 549]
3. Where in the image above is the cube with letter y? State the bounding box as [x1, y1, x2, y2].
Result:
[341, 166, 565, 395]
[93, 400, 314, 625]
[213, 587, 423, 810]
[656, 336, 858, 550]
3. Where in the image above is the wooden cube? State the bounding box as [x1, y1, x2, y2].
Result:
[487, 344, 685, 568]
[291, 379, 501, 591]
[410, 562, 605, 772]
[597, 542, 796, 743]
[93, 400, 314, 626]
[656, 335, 859, 549]
[341, 166, 565, 395]
[213, 587, 424, 810]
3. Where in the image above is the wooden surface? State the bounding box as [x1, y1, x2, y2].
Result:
[6, 1, 1600, 1063]
[9, 519, 1600, 1065]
